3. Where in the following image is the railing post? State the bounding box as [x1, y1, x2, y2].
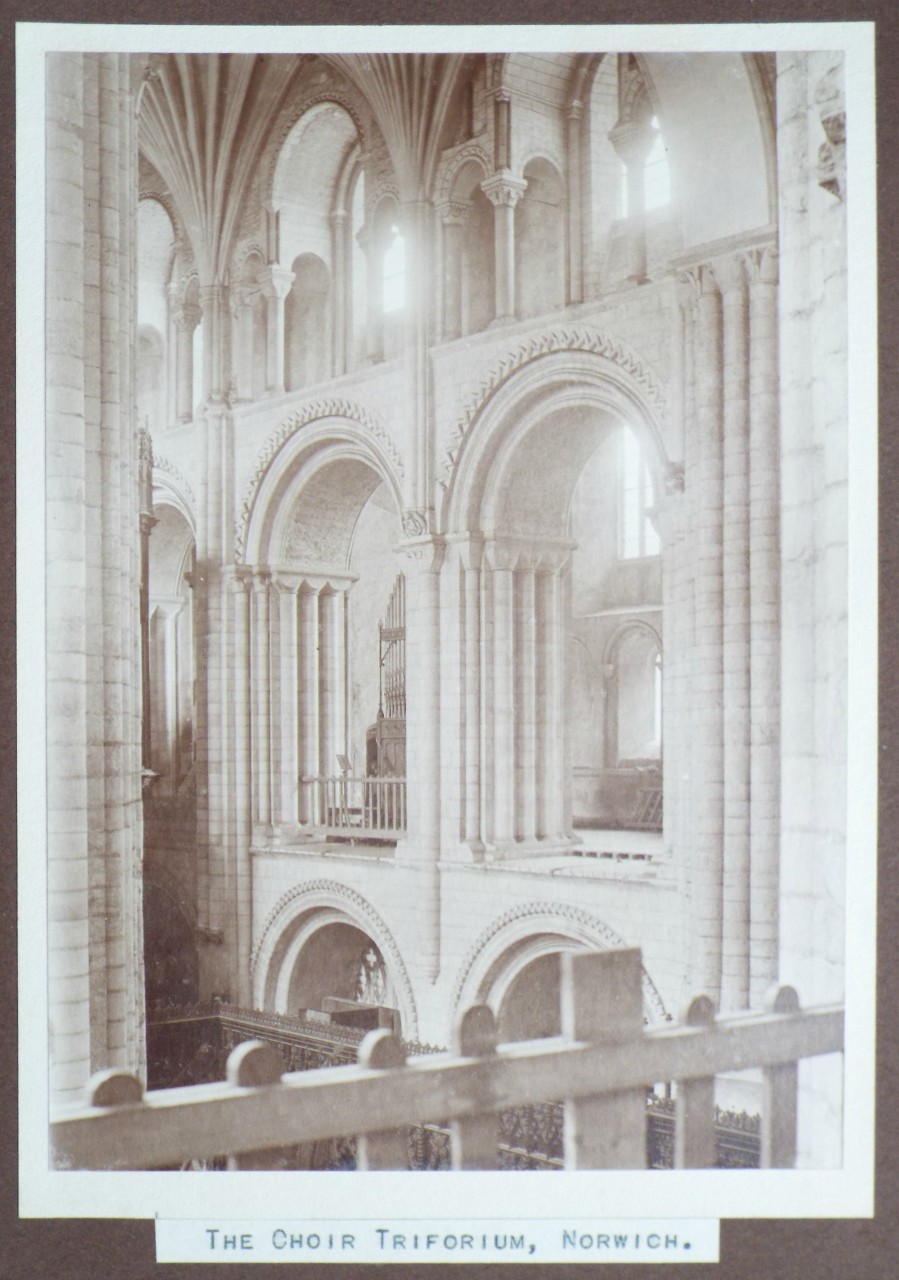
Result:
[356, 1030, 409, 1169]
[674, 993, 718, 1168]
[450, 1005, 499, 1170]
[226, 1040, 286, 1170]
[761, 985, 800, 1168]
[560, 948, 646, 1168]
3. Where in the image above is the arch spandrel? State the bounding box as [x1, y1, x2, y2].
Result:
[251, 880, 417, 1036]
[236, 403, 404, 567]
[451, 902, 669, 1028]
[438, 337, 669, 538]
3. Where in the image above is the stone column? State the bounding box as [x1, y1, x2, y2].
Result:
[298, 584, 321, 822]
[608, 118, 656, 284]
[486, 539, 516, 846]
[714, 253, 751, 1010]
[437, 199, 472, 340]
[232, 286, 257, 402]
[46, 52, 144, 1100]
[691, 263, 725, 1002]
[480, 172, 527, 322]
[165, 277, 180, 426]
[747, 245, 781, 1004]
[227, 569, 252, 1006]
[514, 552, 538, 842]
[199, 283, 226, 402]
[400, 200, 434, 519]
[330, 207, 349, 376]
[259, 265, 295, 396]
[460, 537, 484, 853]
[398, 537, 445, 980]
[251, 571, 272, 834]
[356, 223, 383, 364]
[273, 576, 300, 829]
[174, 302, 201, 421]
[566, 98, 585, 304]
[138, 427, 156, 768]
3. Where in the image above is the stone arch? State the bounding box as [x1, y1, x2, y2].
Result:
[516, 155, 566, 318]
[236, 400, 403, 565]
[152, 458, 196, 533]
[251, 880, 417, 1034]
[439, 333, 668, 535]
[603, 620, 663, 769]
[451, 902, 669, 1028]
[260, 88, 371, 217]
[436, 143, 491, 207]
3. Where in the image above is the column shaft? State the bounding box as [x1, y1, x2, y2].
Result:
[719, 260, 751, 1010]
[748, 257, 781, 1003]
[252, 575, 272, 829]
[691, 268, 725, 1001]
[514, 566, 538, 841]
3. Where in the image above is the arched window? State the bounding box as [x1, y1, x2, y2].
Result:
[617, 116, 670, 218]
[614, 628, 662, 763]
[516, 157, 566, 318]
[644, 117, 671, 211]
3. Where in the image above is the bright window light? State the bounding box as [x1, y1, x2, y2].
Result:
[382, 225, 405, 314]
[644, 117, 671, 212]
[618, 428, 660, 560]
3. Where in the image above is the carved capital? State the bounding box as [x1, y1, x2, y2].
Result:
[399, 534, 445, 576]
[174, 303, 202, 333]
[744, 245, 779, 287]
[709, 253, 747, 296]
[259, 266, 295, 302]
[138, 425, 154, 517]
[402, 507, 429, 538]
[437, 198, 473, 226]
[480, 172, 528, 209]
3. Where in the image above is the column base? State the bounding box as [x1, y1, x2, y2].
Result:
[485, 835, 579, 863]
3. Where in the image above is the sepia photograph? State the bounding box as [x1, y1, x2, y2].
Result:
[17, 19, 878, 1249]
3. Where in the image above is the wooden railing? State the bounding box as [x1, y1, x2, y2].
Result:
[300, 775, 406, 840]
[51, 948, 843, 1172]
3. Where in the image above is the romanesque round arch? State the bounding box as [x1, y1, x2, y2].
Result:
[153, 457, 196, 533]
[435, 142, 491, 208]
[602, 617, 662, 667]
[437, 328, 668, 535]
[236, 399, 404, 565]
[451, 902, 669, 1026]
[251, 879, 418, 1035]
[259, 87, 373, 218]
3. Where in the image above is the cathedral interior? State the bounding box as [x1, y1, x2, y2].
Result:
[44, 46, 851, 1168]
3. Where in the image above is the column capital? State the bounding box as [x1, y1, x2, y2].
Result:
[744, 244, 779, 287]
[452, 533, 485, 572]
[436, 198, 473, 226]
[608, 117, 656, 167]
[259, 265, 295, 302]
[398, 533, 445, 575]
[480, 171, 527, 209]
[222, 564, 253, 594]
[709, 252, 748, 296]
[174, 303, 202, 332]
[494, 86, 512, 105]
[568, 98, 584, 123]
